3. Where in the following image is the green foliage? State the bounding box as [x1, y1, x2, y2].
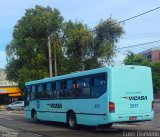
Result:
[149, 62, 160, 92]
[62, 18, 124, 71]
[62, 21, 93, 71]
[124, 52, 148, 65]
[124, 52, 160, 93]
[6, 5, 63, 88]
[6, 6, 125, 88]
[94, 18, 125, 65]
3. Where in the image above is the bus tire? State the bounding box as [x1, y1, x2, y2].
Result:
[7, 107, 11, 111]
[31, 110, 38, 124]
[105, 123, 113, 128]
[67, 112, 77, 129]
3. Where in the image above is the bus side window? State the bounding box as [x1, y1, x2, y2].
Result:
[52, 82, 56, 98]
[45, 82, 53, 98]
[37, 84, 44, 99]
[64, 79, 73, 98]
[31, 85, 36, 100]
[91, 73, 106, 97]
[73, 77, 91, 98]
[60, 80, 66, 97]
[26, 86, 31, 101]
[81, 77, 90, 97]
[54, 81, 60, 98]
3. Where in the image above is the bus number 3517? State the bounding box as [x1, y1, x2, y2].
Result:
[130, 104, 138, 108]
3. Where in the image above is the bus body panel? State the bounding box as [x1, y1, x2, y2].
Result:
[109, 66, 154, 123]
[25, 94, 109, 126]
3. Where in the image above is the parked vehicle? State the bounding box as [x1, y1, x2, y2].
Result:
[6, 101, 24, 111]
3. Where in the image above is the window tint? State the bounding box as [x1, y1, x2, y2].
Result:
[26, 86, 31, 92]
[45, 83, 53, 98]
[38, 84, 43, 92]
[64, 79, 73, 98]
[31, 85, 36, 92]
[73, 76, 91, 97]
[31, 85, 36, 100]
[91, 73, 106, 97]
[25, 86, 31, 101]
[54, 81, 60, 98]
[26, 73, 107, 100]
[46, 83, 52, 91]
[36, 84, 44, 99]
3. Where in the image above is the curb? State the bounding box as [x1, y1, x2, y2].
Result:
[11, 111, 24, 114]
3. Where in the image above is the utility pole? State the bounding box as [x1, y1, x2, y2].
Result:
[48, 33, 57, 77]
[48, 35, 53, 77]
[54, 41, 57, 76]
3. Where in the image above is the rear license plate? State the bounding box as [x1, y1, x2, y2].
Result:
[129, 116, 137, 121]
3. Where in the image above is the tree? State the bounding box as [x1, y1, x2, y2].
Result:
[93, 18, 125, 66]
[6, 5, 64, 88]
[124, 52, 148, 65]
[149, 62, 160, 92]
[6, 6, 125, 88]
[62, 21, 93, 72]
[62, 18, 125, 71]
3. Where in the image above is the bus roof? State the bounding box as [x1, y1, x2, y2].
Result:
[25, 65, 150, 86]
[25, 67, 110, 86]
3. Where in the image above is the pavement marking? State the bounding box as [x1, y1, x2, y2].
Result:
[114, 124, 138, 127]
[26, 132, 42, 137]
[0, 125, 13, 131]
[5, 118, 14, 121]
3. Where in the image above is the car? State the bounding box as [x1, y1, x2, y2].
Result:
[6, 101, 24, 111]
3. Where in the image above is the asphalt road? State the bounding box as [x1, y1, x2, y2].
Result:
[0, 102, 159, 137]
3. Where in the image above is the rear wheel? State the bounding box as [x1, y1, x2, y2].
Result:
[67, 112, 77, 129]
[32, 110, 38, 123]
[105, 123, 113, 128]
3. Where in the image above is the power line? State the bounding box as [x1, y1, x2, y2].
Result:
[118, 6, 160, 23]
[117, 39, 160, 50]
[125, 32, 160, 36]
[123, 35, 160, 40]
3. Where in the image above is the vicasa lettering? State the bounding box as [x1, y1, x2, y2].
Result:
[47, 103, 62, 108]
[129, 96, 147, 100]
[122, 96, 147, 101]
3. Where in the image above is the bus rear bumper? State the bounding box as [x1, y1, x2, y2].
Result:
[108, 111, 154, 123]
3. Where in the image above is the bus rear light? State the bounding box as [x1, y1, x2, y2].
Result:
[109, 102, 115, 113]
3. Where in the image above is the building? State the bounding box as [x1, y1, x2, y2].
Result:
[0, 69, 22, 105]
[139, 46, 160, 62]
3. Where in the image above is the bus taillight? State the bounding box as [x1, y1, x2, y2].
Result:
[109, 102, 115, 113]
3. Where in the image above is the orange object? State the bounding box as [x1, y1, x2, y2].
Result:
[0, 87, 21, 94]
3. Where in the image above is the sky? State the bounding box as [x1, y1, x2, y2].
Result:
[1, 0, 160, 68]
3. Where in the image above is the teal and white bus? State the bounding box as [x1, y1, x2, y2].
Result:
[24, 65, 154, 129]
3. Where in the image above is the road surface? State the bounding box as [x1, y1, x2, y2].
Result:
[0, 102, 159, 137]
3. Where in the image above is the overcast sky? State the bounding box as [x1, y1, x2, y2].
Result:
[1, 0, 160, 68]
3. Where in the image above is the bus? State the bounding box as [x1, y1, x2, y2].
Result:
[24, 65, 154, 129]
